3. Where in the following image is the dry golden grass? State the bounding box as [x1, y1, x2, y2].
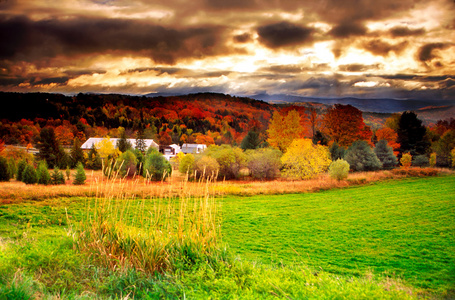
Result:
[0, 167, 451, 203]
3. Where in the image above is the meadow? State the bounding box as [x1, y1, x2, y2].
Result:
[0, 171, 454, 299]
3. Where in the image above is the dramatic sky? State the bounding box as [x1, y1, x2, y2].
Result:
[1, 0, 455, 99]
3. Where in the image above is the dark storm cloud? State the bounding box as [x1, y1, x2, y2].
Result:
[257, 22, 314, 48]
[417, 43, 452, 62]
[259, 63, 331, 74]
[120, 67, 184, 76]
[329, 22, 367, 38]
[259, 65, 305, 74]
[204, 0, 256, 9]
[389, 26, 425, 37]
[0, 14, 228, 64]
[233, 33, 252, 43]
[33, 76, 69, 85]
[338, 64, 381, 72]
[312, 0, 427, 24]
[0, 75, 26, 86]
[362, 39, 408, 56]
[374, 74, 455, 82]
[65, 69, 107, 76]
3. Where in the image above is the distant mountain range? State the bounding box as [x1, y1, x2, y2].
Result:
[249, 93, 455, 114]
[145, 91, 455, 114]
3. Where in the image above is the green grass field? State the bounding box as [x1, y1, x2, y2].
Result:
[0, 175, 454, 298]
[222, 175, 455, 292]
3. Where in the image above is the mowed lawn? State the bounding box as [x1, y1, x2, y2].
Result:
[221, 175, 455, 292]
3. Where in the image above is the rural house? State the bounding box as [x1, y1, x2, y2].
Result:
[80, 138, 159, 151]
[181, 143, 207, 154]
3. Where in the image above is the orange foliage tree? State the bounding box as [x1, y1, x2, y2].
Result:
[55, 124, 75, 146]
[375, 127, 400, 155]
[322, 104, 372, 147]
[267, 110, 305, 152]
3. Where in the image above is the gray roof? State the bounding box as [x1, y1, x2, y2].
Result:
[81, 138, 159, 150]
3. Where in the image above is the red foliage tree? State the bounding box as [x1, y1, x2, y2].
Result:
[323, 104, 372, 147]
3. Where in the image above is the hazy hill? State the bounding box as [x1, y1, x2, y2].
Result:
[251, 93, 455, 114]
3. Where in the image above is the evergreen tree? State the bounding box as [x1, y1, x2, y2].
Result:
[374, 139, 397, 169]
[70, 137, 85, 167]
[329, 142, 346, 160]
[241, 131, 261, 150]
[73, 162, 86, 185]
[57, 148, 71, 169]
[22, 164, 38, 185]
[117, 129, 132, 153]
[87, 144, 102, 170]
[412, 155, 429, 167]
[36, 127, 65, 168]
[136, 127, 146, 153]
[16, 159, 27, 181]
[0, 157, 11, 182]
[345, 140, 382, 172]
[51, 167, 65, 185]
[397, 111, 430, 156]
[36, 161, 51, 185]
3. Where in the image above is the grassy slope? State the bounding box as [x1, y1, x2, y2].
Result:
[222, 175, 455, 292]
[0, 175, 453, 298]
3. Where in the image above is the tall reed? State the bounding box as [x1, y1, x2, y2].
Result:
[69, 163, 221, 274]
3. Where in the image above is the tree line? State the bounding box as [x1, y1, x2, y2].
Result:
[1, 92, 455, 185]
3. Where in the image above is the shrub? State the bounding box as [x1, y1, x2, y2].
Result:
[143, 149, 172, 181]
[429, 152, 437, 167]
[329, 159, 350, 181]
[246, 148, 282, 180]
[36, 161, 51, 185]
[22, 164, 38, 185]
[179, 154, 195, 175]
[0, 157, 11, 182]
[51, 167, 65, 185]
[345, 140, 382, 172]
[118, 150, 138, 177]
[73, 162, 86, 185]
[133, 149, 145, 175]
[205, 145, 247, 180]
[452, 148, 455, 168]
[374, 139, 397, 170]
[400, 153, 412, 168]
[16, 159, 27, 181]
[281, 139, 331, 179]
[412, 155, 429, 168]
[7, 158, 16, 179]
[193, 156, 220, 179]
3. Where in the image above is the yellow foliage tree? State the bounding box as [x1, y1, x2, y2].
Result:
[400, 153, 412, 168]
[95, 136, 121, 160]
[267, 110, 304, 152]
[281, 139, 331, 179]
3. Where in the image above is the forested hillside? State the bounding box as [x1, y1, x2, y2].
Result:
[0, 92, 274, 146]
